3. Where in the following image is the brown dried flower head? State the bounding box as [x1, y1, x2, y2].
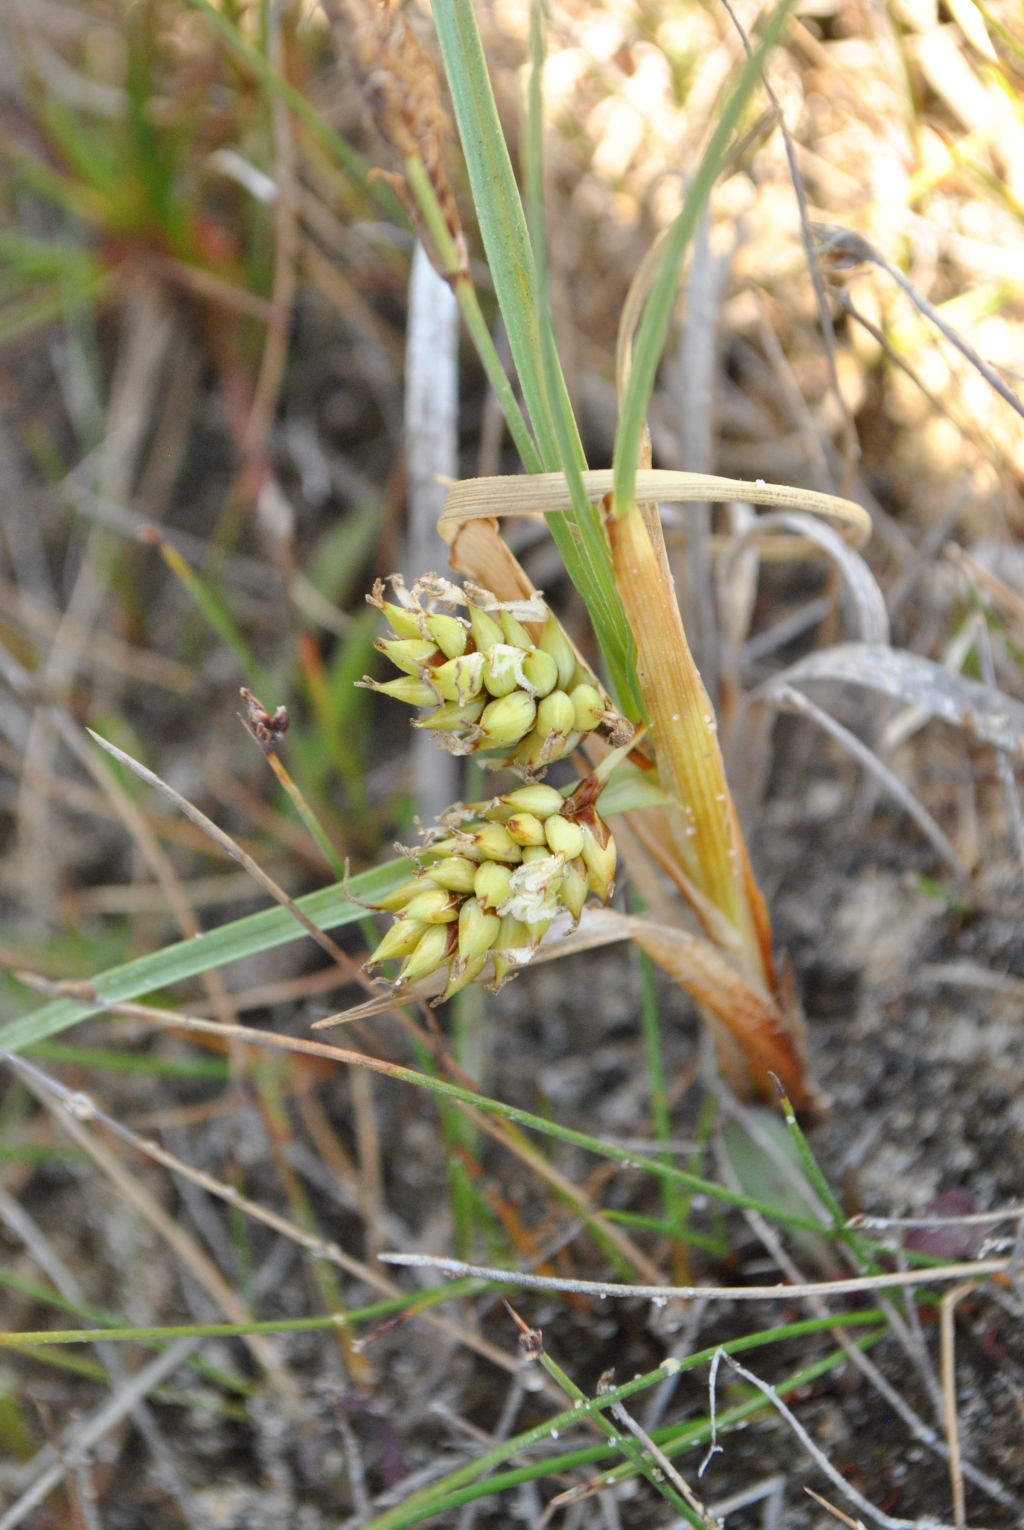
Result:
[336, 0, 466, 273]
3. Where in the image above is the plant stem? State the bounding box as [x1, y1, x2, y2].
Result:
[612, 0, 795, 517]
[538, 1346, 693, 1521]
[637, 949, 681, 1232]
[607, 508, 781, 1033]
[404, 153, 541, 473]
[264, 750, 345, 880]
[361, 1317, 885, 1530]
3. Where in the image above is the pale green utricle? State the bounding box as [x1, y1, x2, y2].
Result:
[403, 887, 461, 923]
[504, 813, 547, 847]
[521, 648, 558, 697]
[424, 612, 469, 658]
[544, 816, 584, 859]
[499, 610, 534, 649]
[569, 683, 604, 732]
[376, 637, 439, 674]
[365, 797, 616, 998]
[424, 855, 479, 894]
[473, 860, 512, 909]
[374, 676, 438, 706]
[497, 784, 564, 819]
[369, 918, 431, 965]
[536, 690, 575, 737]
[370, 588, 630, 766]
[469, 606, 503, 652]
[416, 699, 485, 731]
[480, 691, 536, 744]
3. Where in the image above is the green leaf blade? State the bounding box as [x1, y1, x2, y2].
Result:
[0, 860, 412, 1053]
[612, 0, 795, 517]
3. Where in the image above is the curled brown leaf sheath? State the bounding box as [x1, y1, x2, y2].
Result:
[608, 502, 813, 1114]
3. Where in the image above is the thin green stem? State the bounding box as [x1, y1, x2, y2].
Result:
[265, 750, 346, 880]
[405, 1333, 885, 1524]
[537, 1347, 693, 1521]
[455, 279, 542, 471]
[0, 1278, 494, 1350]
[362, 1313, 885, 1530]
[680, 1092, 725, 1248]
[637, 950, 679, 1229]
[403, 154, 542, 474]
[156, 536, 272, 695]
[23, 1041, 227, 1081]
[602, 1209, 728, 1258]
[774, 1078, 846, 1231]
[351, 1042, 828, 1234]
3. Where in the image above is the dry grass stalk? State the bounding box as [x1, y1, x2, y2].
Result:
[379, 1251, 1012, 1303]
[941, 1281, 978, 1530]
[4, 1041, 559, 1391]
[19, 1069, 304, 1412]
[608, 502, 773, 986]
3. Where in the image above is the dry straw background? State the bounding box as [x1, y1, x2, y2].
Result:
[2, 0, 1024, 1527]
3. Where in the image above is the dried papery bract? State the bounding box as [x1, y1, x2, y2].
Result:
[607, 505, 773, 988]
[604, 499, 818, 1110]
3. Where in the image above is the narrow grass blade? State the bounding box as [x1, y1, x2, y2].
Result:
[0, 1293, 474, 1348]
[431, 0, 556, 466]
[403, 154, 541, 474]
[612, 0, 795, 518]
[431, 0, 640, 708]
[0, 858, 411, 1052]
[149, 532, 271, 694]
[360, 1320, 885, 1530]
[23, 1042, 228, 1081]
[524, 0, 642, 714]
[637, 949, 680, 1229]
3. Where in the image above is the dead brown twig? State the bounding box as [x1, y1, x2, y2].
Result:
[941, 1281, 979, 1530]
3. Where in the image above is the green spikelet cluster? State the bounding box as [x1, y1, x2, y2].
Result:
[358, 576, 633, 775]
[366, 781, 617, 999]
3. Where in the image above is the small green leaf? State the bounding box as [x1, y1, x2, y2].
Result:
[594, 762, 671, 816]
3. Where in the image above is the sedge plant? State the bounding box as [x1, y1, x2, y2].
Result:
[336, 0, 821, 1113]
[0, 12, 1013, 1524]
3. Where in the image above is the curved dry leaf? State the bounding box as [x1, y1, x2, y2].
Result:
[768, 683, 964, 874]
[881, 613, 984, 755]
[439, 470, 872, 550]
[723, 511, 890, 646]
[758, 643, 1024, 758]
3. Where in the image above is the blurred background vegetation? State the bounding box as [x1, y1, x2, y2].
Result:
[2, 0, 1024, 1525]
